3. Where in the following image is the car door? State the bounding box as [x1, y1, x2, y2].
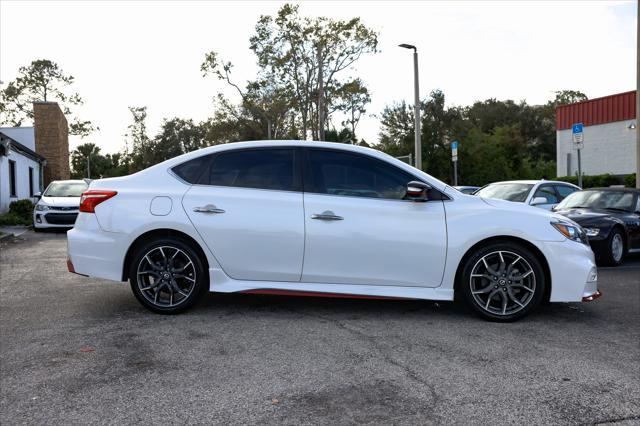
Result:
[301, 148, 447, 288]
[530, 184, 560, 210]
[182, 148, 305, 282]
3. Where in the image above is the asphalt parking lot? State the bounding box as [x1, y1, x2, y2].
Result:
[1, 231, 639, 425]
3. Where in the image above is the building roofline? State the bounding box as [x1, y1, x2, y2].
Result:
[0, 130, 46, 162]
[555, 90, 635, 111]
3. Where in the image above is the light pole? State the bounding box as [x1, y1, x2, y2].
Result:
[399, 43, 422, 170]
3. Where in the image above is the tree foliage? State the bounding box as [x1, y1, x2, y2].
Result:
[202, 3, 377, 143]
[377, 89, 584, 186]
[0, 59, 96, 137]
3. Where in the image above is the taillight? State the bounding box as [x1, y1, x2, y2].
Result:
[79, 190, 118, 213]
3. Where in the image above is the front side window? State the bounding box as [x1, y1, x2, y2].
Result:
[306, 149, 413, 200]
[555, 184, 577, 200]
[533, 186, 559, 204]
[201, 149, 297, 192]
[475, 183, 534, 203]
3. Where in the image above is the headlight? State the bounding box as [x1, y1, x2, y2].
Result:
[551, 221, 588, 244]
[584, 228, 600, 237]
[35, 204, 49, 211]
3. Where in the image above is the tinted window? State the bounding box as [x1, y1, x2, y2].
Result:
[307, 150, 413, 200]
[475, 183, 533, 202]
[533, 186, 558, 204]
[203, 149, 297, 191]
[555, 185, 577, 200]
[172, 155, 210, 184]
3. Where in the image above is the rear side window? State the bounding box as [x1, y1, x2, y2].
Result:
[201, 149, 298, 191]
[172, 155, 210, 184]
[306, 149, 413, 200]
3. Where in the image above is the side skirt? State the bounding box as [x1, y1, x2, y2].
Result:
[208, 268, 455, 301]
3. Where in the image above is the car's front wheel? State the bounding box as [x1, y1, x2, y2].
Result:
[460, 242, 546, 322]
[601, 228, 625, 267]
[129, 237, 206, 314]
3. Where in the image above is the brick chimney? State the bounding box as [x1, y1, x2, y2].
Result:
[34, 102, 70, 187]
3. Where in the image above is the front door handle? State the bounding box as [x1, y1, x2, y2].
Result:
[311, 210, 343, 221]
[193, 204, 225, 214]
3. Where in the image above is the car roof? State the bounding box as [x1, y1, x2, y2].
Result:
[484, 180, 578, 186]
[140, 140, 451, 193]
[581, 187, 640, 193]
[48, 179, 88, 184]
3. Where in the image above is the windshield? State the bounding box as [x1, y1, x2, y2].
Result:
[43, 181, 88, 197]
[475, 183, 534, 202]
[556, 190, 635, 212]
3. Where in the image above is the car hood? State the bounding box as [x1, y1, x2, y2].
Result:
[554, 208, 628, 225]
[40, 196, 81, 207]
[479, 197, 571, 223]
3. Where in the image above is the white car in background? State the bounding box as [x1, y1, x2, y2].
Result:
[474, 180, 581, 210]
[67, 141, 599, 322]
[34, 180, 88, 230]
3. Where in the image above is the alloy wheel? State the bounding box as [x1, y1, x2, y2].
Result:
[469, 250, 536, 316]
[611, 233, 624, 262]
[136, 246, 197, 308]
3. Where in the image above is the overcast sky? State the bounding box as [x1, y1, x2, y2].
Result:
[0, 1, 636, 153]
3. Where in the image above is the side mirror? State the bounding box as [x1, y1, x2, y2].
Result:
[34, 192, 41, 199]
[531, 196, 547, 206]
[406, 181, 431, 201]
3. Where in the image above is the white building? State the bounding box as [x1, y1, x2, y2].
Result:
[0, 102, 70, 214]
[0, 128, 45, 213]
[556, 91, 636, 177]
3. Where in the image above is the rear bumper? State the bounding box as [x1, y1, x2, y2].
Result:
[67, 213, 129, 282]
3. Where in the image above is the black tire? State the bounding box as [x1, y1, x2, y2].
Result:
[460, 242, 546, 322]
[128, 237, 207, 314]
[33, 226, 43, 233]
[601, 228, 626, 267]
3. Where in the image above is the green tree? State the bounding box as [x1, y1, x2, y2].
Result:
[0, 59, 96, 137]
[335, 79, 370, 143]
[125, 106, 151, 172]
[201, 5, 376, 143]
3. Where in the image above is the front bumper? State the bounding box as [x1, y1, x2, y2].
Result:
[538, 239, 598, 302]
[34, 210, 79, 228]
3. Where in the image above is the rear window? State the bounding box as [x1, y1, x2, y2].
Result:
[171, 155, 211, 184]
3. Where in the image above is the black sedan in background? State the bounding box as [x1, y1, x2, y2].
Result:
[553, 188, 640, 266]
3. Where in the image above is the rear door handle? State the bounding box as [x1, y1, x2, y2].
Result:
[193, 204, 225, 214]
[311, 210, 343, 221]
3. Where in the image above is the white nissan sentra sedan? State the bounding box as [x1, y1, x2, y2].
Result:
[67, 141, 600, 321]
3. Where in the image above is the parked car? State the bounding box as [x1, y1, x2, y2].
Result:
[474, 180, 581, 210]
[33, 180, 89, 230]
[67, 141, 599, 321]
[453, 186, 480, 195]
[553, 187, 640, 266]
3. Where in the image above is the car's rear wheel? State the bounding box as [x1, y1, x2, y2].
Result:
[601, 228, 625, 267]
[460, 242, 546, 322]
[129, 237, 206, 314]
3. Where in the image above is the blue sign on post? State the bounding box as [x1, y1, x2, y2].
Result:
[572, 123, 583, 134]
[572, 122, 584, 148]
[451, 140, 458, 161]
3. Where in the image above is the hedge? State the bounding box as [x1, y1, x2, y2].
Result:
[555, 173, 636, 189]
[0, 199, 34, 226]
